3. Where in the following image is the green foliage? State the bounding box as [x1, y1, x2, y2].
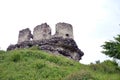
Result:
[0, 50, 6, 62]
[0, 49, 80, 80]
[0, 50, 5, 54]
[89, 60, 120, 73]
[102, 35, 120, 59]
[29, 46, 39, 50]
[10, 52, 21, 62]
[0, 49, 120, 80]
[64, 70, 98, 80]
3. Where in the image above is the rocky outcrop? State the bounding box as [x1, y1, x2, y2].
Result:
[7, 37, 84, 61]
[7, 22, 84, 61]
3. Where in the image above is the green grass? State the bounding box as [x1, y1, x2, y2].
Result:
[0, 48, 120, 80]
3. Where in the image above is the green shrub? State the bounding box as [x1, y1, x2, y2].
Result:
[47, 55, 59, 63]
[0, 50, 6, 62]
[64, 70, 97, 80]
[0, 50, 5, 54]
[10, 52, 21, 62]
[34, 60, 46, 69]
[1, 49, 120, 80]
[90, 60, 120, 73]
[29, 46, 39, 50]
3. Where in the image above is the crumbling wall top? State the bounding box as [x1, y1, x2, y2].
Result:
[17, 22, 74, 43]
[33, 23, 51, 41]
[18, 28, 32, 44]
[55, 22, 73, 39]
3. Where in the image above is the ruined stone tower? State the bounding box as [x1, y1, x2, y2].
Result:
[18, 28, 32, 44]
[8, 22, 84, 61]
[33, 23, 51, 41]
[17, 22, 73, 43]
[55, 22, 73, 39]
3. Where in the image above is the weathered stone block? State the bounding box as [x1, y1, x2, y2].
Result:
[55, 22, 73, 39]
[18, 28, 32, 44]
[33, 23, 51, 41]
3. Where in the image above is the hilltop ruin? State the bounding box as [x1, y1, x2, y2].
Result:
[7, 22, 84, 61]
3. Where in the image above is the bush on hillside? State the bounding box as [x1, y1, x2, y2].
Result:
[0, 50, 6, 54]
[10, 52, 21, 62]
[102, 34, 120, 59]
[64, 69, 98, 80]
[90, 60, 120, 73]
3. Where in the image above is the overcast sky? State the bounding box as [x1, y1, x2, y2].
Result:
[0, 0, 120, 64]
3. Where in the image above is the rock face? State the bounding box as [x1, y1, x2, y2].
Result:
[7, 22, 84, 61]
[7, 37, 84, 61]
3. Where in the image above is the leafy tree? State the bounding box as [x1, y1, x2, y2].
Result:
[101, 35, 120, 59]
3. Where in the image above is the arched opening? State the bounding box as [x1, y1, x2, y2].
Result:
[30, 34, 33, 41]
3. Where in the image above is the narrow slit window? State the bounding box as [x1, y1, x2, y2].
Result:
[66, 34, 69, 37]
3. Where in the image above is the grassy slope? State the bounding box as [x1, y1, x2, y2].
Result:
[0, 48, 120, 80]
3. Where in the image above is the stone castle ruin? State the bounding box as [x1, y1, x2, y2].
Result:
[18, 28, 33, 44]
[18, 22, 73, 43]
[7, 22, 84, 61]
[33, 23, 51, 41]
[55, 23, 73, 38]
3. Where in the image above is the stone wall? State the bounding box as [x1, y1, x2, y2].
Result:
[33, 23, 51, 41]
[17, 22, 73, 43]
[55, 22, 73, 39]
[18, 28, 32, 44]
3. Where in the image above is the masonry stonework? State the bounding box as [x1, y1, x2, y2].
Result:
[18, 22, 73, 42]
[18, 28, 32, 44]
[55, 23, 73, 39]
[33, 23, 51, 41]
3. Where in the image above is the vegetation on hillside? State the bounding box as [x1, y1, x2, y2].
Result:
[102, 34, 120, 59]
[0, 47, 120, 80]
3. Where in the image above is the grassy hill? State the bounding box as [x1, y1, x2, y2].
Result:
[0, 47, 120, 80]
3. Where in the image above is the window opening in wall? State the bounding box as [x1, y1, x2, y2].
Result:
[66, 34, 69, 37]
[30, 38, 33, 41]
